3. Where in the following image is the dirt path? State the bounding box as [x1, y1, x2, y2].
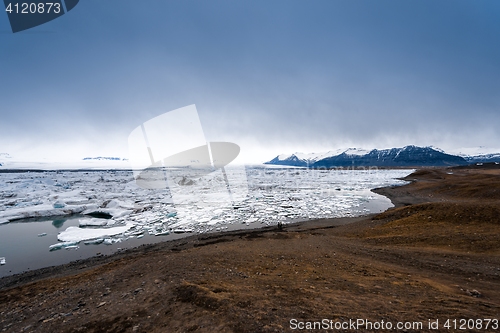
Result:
[1, 166, 499, 332]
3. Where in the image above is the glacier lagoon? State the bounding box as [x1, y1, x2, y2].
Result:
[0, 167, 413, 277]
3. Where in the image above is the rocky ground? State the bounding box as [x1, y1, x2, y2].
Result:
[1, 165, 499, 332]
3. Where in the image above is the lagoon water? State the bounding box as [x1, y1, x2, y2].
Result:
[0, 215, 204, 277]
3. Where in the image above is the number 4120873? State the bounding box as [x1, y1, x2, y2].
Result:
[5, 2, 62, 14]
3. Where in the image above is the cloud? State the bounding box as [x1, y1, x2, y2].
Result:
[0, 0, 499, 162]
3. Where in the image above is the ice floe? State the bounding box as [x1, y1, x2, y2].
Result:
[79, 218, 112, 227]
[49, 241, 79, 251]
[57, 224, 133, 242]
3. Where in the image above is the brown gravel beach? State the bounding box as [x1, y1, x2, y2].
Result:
[1, 166, 500, 333]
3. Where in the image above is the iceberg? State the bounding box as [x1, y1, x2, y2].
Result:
[57, 224, 133, 242]
[82, 208, 132, 219]
[0, 203, 94, 222]
[79, 218, 111, 227]
[81, 199, 135, 219]
[49, 241, 80, 251]
[84, 238, 104, 245]
[173, 228, 193, 234]
[154, 230, 170, 236]
[103, 238, 122, 245]
[53, 201, 66, 209]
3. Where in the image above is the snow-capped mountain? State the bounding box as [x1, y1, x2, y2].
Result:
[82, 157, 128, 161]
[0, 154, 131, 170]
[265, 150, 345, 167]
[465, 153, 500, 163]
[446, 147, 500, 164]
[266, 146, 469, 168]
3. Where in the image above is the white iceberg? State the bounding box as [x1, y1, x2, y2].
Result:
[84, 238, 104, 245]
[57, 224, 133, 242]
[79, 218, 111, 227]
[82, 200, 133, 219]
[0, 203, 94, 223]
[49, 241, 80, 251]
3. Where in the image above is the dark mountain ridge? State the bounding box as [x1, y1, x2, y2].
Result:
[266, 146, 470, 168]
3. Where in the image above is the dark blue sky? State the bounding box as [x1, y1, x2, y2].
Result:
[1, 0, 499, 162]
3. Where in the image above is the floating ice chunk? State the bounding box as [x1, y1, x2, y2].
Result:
[79, 218, 111, 227]
[38, 233, 47, 237]
[103, 238, 122, 245]
[0, 204, 95, 221]
[57, 224, 133, 242]
[0, 257, 5, 265]
[136, 234, 144, 239]
[127, 230, 145, 236]
[206, 219, 220, 226]
[82, 207, 132, 219]
[106, 199, 135, 210]
[65, 245, 79, 250]
[84, 238, 104, 245]
[166, 212, 177, 218]
[53, 201, 66, 209]
[173, 228, 193, 233]
[49, 243, 64, 251]
[49, 241, 80, 251]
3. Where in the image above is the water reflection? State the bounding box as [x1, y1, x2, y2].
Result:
[52, 218, 67, 229]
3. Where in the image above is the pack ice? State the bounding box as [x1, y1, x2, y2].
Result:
[0, 168, 413, 247]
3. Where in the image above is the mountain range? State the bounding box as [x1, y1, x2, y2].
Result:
[0, 154, 130, 170]
[82, 157, 128, 161]
[265, 146, 500, 168]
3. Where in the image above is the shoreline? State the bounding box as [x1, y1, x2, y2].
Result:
[0, 169, 454, 289]
[0, 168, 403, 281]
[0, 214, 369, 290]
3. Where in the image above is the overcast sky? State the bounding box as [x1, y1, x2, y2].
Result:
[1, 0, 499, 164]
